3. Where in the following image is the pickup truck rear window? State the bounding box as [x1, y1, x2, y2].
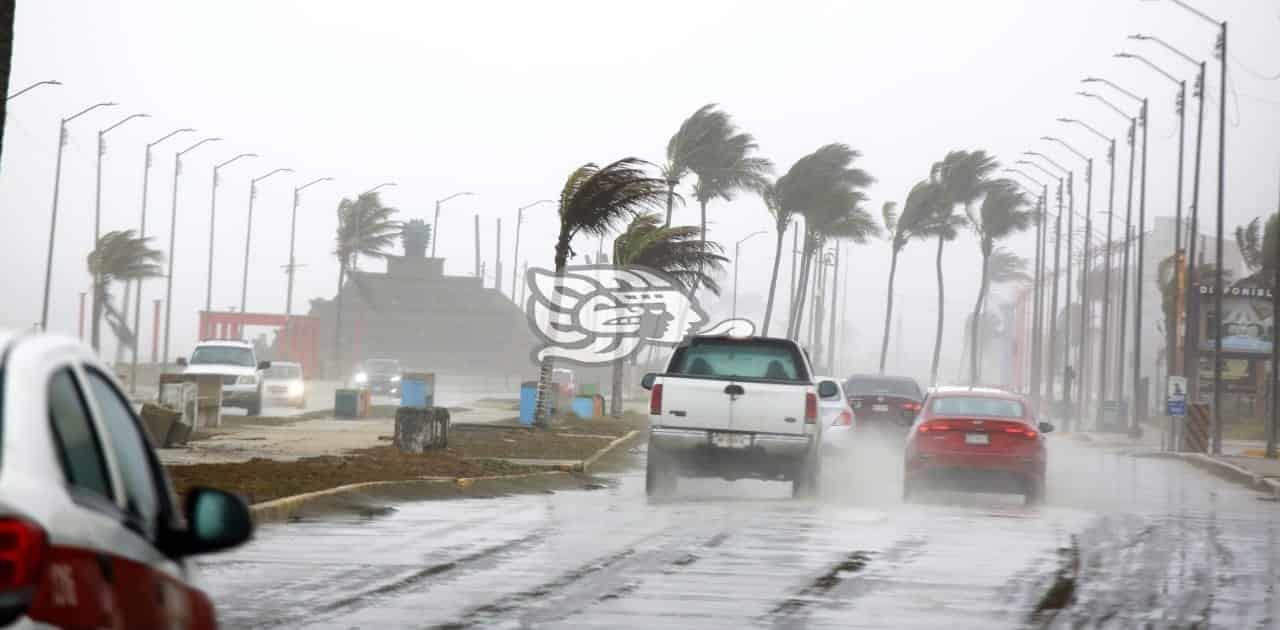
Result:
[668, 339, 807, 382]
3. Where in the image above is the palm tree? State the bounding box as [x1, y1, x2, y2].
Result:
[688, 128, 772, 247]
[777, 144, 877, 342]
[401, 218, 431, 258]
[607, 212, 728, 416]
[334, 192, 400, 375]
[662, 104, 730, 227]
[878, 180, 947, 373]
[1236, 217, 1264, 277]
[87, 230, 164, 353]
[533, 158, 668, 426]
[758, 181, 792, 336]
[965, 180, 1034, 385]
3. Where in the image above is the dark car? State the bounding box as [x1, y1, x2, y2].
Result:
[842, 374, 924, 434]
[355, 358, 402, 395]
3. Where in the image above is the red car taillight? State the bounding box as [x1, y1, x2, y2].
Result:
[902, 401, 921, 412]
[917, 421, 952, 433]
[804, 393, 818, 424]
[649, 384, 663, 416]
[0, 518, 48, 592]
[1005, 426, 1039, 439]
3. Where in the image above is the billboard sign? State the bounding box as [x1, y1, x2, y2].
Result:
[1197, 285, 1274, 355]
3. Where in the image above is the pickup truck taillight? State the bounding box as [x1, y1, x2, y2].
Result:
[804, 393, 817, 424]
[0, 517, 48, 621]
[649, 384, 663, 416]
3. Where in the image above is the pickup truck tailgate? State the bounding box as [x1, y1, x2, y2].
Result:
[656, 376, 732, 430]
[729, 380, 808, 435]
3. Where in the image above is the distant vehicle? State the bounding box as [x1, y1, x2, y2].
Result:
[843, 374, 924, 434]
[903, 386, 1054, 505]
[0, 331, 253, 627]
[816, 377, 856, 453]
[262, 361, 306, 409]
[551, 368, 576, 397]
[354, 358, 402, 396]
[178, 339, 268, 416]
[641, 335, 827, 499]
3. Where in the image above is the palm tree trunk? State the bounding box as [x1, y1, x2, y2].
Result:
[90, 281, 104, 352]
[930, 236, 946, 385]
[334, 263, 347, 379]
[789, 244, 814, 340]
[879, 247, 900, 374]
[533, 230, 573, 428]
[610, 361, 624, 418]
[761, 219, 787, 336]
[825, 244, 840, 373]
[663, 181, 677, 227]
[969, 251, 992, 385]
[0, 0, 12, 165]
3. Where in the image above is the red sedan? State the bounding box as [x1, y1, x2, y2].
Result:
[902, 387, 1054, 505]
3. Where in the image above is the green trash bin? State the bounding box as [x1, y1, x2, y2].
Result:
[335, 389, 361, 419]
[578, 383, 599, 397]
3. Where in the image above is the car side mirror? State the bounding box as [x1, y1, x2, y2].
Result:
[175, 357, 187, 367]
[257, 361, 271, 371]
[817, 380, 840, 400]
[640, 373, 656, 391]
[180, 487, 253, 556]
[1038, 422, 1055, 434]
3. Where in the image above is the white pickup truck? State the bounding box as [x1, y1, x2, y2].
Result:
[640, 335, 835, 499]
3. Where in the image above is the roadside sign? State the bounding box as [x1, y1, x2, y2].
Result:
[1167, 376, 1187, 417]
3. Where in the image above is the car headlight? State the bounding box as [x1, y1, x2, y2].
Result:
[391, 375, 401, 382]
[288, 381, 304, 396]
[355, 372, 368, 384]
[237, 375, 257, 385]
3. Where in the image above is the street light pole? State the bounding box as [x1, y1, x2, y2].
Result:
[4, 79, 62, 101]
[162, 137, 221, 366]
[1007, 168, 1048, 404]
[1026, 151, 1074, 424]
[241, 168, 293, 313]
[1059, 118, 1116, 423]
[205, 153, 257, 315]
[1045, 137, 1093, 427]
[129, 127, 194, 391]
[733, 231, 767, 320]
[430, 191, 476, 259]
[512, 199, 554, 299]
[40, 101, 117, 332]
[90, 112, 150, 351]
[284, 177, 333, 316]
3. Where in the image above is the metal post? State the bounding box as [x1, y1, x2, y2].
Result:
[241, 169, 291, 313]
[1172, 82, 1188, 380]
[1047, 192, 1063, 414]
[164, 137, 221, 366]
[91, 112, 149, 351]
[151, 299, 161, 364]
[1135, 98, 1150, 435]
[1268, 170, 1279, 459]
[495, 217, 502, 293]
[285, 187, 300, 316]
[1029, 190, 1044, 407]
[206, 154, 256, 313]
[1186, 62, 1207, 404]
[78, 292, 86, 339]
[1118, 119, 1137, 415]
[432, 199, 441, 259]
[1079, 159, 1093, 425]
[827, 243, 841, 373]
[732, 240, 742, 320]
[512, 207, 523, 297]
[1064, 174, 1075, 428]
[473, 214, 481, 277]
[1097, 141, 1116, 418]
[1211, 21, 1228, 456]
[40, 120, 70, 332]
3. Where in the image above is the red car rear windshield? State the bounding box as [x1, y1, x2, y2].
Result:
[929, 396, 1025, 419]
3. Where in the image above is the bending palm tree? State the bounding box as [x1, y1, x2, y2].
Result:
[689, 127, 772, 247]
[878, 181, 945, 373]
[965, 180, 1034, 385]
[87, 230, 164, 354]
[608, 213, 727, 416]
[662, 104, 731, 227]
[533, 158, 668, 427]
[758, 182, 793, 335]
[334, 192, 400, 376]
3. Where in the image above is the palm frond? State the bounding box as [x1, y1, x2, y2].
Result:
[612, 212, 729, 295]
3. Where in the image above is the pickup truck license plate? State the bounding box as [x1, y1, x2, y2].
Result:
[710, 432, 751, 449]
[872, 404, 890, 412]
[964, 433, 989, 445]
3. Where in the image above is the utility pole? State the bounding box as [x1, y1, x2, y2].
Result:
[495, 217, 502, 293]
[473, 214, 481, 278]
[91, 112, 149, 352]
[1210, 20, 1228, 455]
[1269, 170, 1279, 459]
[1047, 196, 1063, 411]
[206, 153, 257, 313]
[826, 243, 841, 373]
[283, 177, 331, 317]
[241, 168, 293, 313]
[1134, 97, 1150, 434]
[163, 137, 221, 366]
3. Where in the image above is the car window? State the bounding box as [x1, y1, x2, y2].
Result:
[844, 377, 920, 398]
[48, 369, 115, 501]
[264, 365, 301, 379]
[190, 346, 255, 367]
[83, 369, 162, 538]
[930, 396, 1025, 419]
[670, 340, 807, 382]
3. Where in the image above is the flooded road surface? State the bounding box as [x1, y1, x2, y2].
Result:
[198, 438, 1280, 629]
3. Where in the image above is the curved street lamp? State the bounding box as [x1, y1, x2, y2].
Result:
[241, 168, 294, 313]
[162, 137, 221, 365]
[5, 79, 62, 101]
[205, 153, 258, 313]
[40, 101, 117, 332]
[285, 177, 334, 316]
[733, 231, 767, 320]
[512, 199, 555, 300]
[88, 112, 151, 350]
[431, 191, 477, 258]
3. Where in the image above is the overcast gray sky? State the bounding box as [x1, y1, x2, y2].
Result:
[3, 0, 1278, 380]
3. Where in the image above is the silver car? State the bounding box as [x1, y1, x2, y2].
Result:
[817, 377, 857, 453]
[0, 331, 252, 627]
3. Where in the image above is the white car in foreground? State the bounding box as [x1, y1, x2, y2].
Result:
[0, 331, 252, 627]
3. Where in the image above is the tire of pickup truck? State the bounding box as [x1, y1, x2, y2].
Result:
[245, 392, 262, 417]
[645, 442, 677, 498]
[791, 451, 821, 499]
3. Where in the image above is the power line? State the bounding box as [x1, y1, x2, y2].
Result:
[1231, 54, 1280, 81]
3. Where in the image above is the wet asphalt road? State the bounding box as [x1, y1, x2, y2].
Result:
[198, 437, 1280, 629]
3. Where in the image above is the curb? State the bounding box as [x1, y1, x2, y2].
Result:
[1134, 451, 1280, 499]
[249, 471, 569, 524]
[247, 430, 641, 524]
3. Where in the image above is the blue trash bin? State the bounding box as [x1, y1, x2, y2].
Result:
[400, 373, 435, 408]
[571, 396, 595, 419]
[519, 381, 538, 425]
